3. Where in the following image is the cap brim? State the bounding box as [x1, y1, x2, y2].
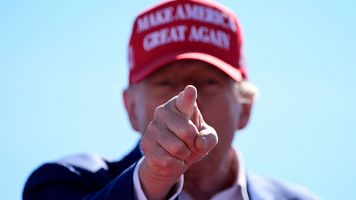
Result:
[130, 51, 243, 83]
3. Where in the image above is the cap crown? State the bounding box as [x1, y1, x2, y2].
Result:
[128, 0, 246, 83]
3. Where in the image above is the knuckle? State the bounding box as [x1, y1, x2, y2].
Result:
[178, 121, 197, 140]
[146, 120, 165, 140]
[158, 157, 172, 169]
[141, 124, 154, 141]
[186, 122, 198, 133]
[140, 136, 147, 149]
[146, 159, 184, 181]
[140, 123, 160, 154]
[169, 142, 189, 157]
[146, 121, 159, 133]
[154, 156, 174, 169]
[169, 142, 184, 154]
[153, 157, 184, 178]
[140, 136, 150, 154]
[154, 105, 165, 119]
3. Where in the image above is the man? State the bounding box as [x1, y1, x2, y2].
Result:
[23, 0, 319, 199]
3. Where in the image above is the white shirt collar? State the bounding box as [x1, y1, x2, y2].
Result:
[133, 147, 249, 200]
[180, 147, 249, 200]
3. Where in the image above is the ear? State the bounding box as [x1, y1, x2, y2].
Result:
[238, 101, 253, 130]
[123, 88, 140, 132]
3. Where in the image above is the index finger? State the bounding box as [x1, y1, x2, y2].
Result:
[175, 85, 197, 118]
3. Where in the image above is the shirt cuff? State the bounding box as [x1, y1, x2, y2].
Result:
[133, 157, 184, 200]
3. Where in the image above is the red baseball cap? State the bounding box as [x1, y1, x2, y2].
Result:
[128, 0, 247, 84]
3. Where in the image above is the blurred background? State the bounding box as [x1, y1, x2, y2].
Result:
[1, 0, 355, 199]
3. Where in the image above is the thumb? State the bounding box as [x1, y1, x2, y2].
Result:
[195, 126, 219, 154]
[175, 85, 197, 118]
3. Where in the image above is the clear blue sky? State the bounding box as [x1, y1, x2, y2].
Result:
[1, 0, 355, 199]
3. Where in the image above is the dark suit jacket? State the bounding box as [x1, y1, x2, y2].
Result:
[23, 144, 318, 200]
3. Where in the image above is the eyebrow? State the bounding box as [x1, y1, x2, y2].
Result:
[147, 60, 231, 80]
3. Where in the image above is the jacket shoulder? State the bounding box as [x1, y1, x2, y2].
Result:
[247, 173, 320, 200]
[23, 144, 143, 200]
[56, 153, 109, 173]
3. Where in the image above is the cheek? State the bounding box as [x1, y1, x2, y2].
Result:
[135, 96, 170, 133]
[133, 93, 149, 133]
[200, 94, 241, 136]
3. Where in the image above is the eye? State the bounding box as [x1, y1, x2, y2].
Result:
[153, 79, 175, 88]
[198, 77, 224, 95]
[200, 78, 221, 87]
[204, 78, 218, 85]
[148, 79, 177, 98]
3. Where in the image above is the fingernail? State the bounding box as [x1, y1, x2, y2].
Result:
[197, 136, 208, 153]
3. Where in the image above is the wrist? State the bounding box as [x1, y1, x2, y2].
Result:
[139, 158, 181, 200]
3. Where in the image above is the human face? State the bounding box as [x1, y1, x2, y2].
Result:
[125, 60, 244, 155]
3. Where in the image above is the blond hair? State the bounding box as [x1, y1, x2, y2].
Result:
[234, 81, 259, 104]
